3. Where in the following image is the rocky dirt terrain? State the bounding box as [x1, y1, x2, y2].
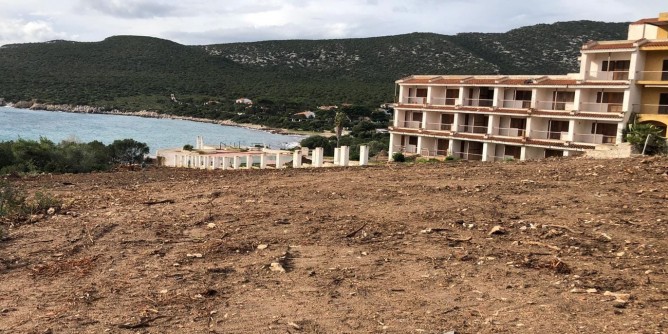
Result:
[1, 157, 667, 333]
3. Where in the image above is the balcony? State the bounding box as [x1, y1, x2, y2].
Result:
[404, 97, 427, 105]
[633, 104, 668, 115]
[429, 97, 458, 106]
[530, 130, 568, 141]
[393, 144, 417, 154]
[457, 124, 488, 134]
[494, 127, 526, 137]
[535, 100, 576, 111]
[398, 120, 422, 129]
[424, 122, 453, 131]
[501, 100, 531, 109]
[580, 102, 624, 113]
[586, 70, 630, 81]
[636, 71, 668, 82]
[463, 98, 493, 107]
[420, 148, 449, 157]
[452, 151, 484, 161]
[573, 133, 617, 145]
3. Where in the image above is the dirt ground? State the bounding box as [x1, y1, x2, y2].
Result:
[1, 156, 667, 333]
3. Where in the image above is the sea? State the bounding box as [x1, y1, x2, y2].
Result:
[0, 107, 305, 154]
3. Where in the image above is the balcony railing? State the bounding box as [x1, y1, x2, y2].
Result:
[420, 148, 449, 157]
[456, 124, 488, 134]
[494, 127, 526, 137]
[586, 71, 630, 81]
[530, 130, 569, 141]
[463, 98, 493, 107]
[404, 97, 427, 104]
[393, 144, 417, 154]
[398, 120, 422, 129]
[573, 133, 617, 144]
[430, 97, 458, 106]
[535, 100, 576, 111]
[636, 71, 668, 81]
[424, 122, 453, 131]
[580, 102, 623, 113]
[633, 104, 668, 115]
[501, 100, 531, 109]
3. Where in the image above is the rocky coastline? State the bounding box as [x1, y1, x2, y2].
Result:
[2, 100, 310, 137]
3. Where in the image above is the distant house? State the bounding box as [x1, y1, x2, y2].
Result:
[317, 105, 338, 111]
[291, 111, 316, 122]
[294, 111, 316, 119]
[235, 97, 253, 105]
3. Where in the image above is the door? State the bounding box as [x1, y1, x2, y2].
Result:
[548, 120, 569, 140]
[437, 139, 449, 156]
[441, 114, 454, 130]
[662, 60, 668, 81]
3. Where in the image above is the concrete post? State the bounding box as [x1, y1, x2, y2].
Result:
[301, 147, 309, 157]
[275, 153, 283, 169]
[340, 146, 350, 166]
[388, 134, 396, 161]
[233, 156, 241, 169]
[313, 147, 324, 167]
[246, 155, 253, 169]
[359, 145, 369, 166]
[334, 148, 340, 165]
[221, 157, 228, 170]
[260, 153, 267, 169]
[293, 151, 302, 168]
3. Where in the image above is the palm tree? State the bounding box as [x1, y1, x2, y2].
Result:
[625, 123, 667, 155]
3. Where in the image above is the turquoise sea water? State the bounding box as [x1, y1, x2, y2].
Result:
[0, 107, 304, 154]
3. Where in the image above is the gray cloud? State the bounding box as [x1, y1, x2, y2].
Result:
[82, 0, 180, 19]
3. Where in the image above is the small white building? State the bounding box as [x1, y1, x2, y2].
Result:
[235, 97, 253, 105]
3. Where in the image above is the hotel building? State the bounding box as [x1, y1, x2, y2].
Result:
[389, 13, 668, 161]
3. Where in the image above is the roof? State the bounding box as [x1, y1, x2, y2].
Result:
[642, 41, 668, 48]
[584, 42, 635, 50]
[631, 17, 668, 26]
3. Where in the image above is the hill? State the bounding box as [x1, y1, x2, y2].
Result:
[1, 156, 667, 332]
[0, 21, 628, 111]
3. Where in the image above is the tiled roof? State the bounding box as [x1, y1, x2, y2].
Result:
[429, 78, 467, 84]
[643, 41, 668, 47]
[401, 78, 435, 84]
[585, 42, 635, 50]
[632, 18, 661, 25]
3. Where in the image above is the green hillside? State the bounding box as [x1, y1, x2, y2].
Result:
[0, 21, 628, 112]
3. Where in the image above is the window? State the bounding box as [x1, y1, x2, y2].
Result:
[596, 91, 624, 112]
[445, 89, 459, 105]
[602, 60, 630, 80]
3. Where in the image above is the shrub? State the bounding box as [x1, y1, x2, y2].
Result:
[624, 123, 667, 155]
[392, 152, 406, 162]
[445, 155, 457, 161]
[0, 182, 62, 221]
[183, 144, 194, 151]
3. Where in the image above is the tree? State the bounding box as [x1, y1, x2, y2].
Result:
[334, 111, 346, 148]
[108, 139, 150, 164]
[624, 123, 667, 155]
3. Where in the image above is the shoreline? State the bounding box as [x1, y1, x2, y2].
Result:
[1, 102, 328, 138]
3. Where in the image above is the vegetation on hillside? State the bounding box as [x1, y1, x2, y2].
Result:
[0, 21, 627, 117]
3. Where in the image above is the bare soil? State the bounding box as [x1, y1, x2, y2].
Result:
[1, 157, 667, 333]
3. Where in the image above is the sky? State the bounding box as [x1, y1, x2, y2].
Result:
[0, 0, 665, 46]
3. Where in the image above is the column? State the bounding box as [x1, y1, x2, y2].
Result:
[416, 136, 423, 155]
[482, 143, 494, 162]
[520, 147, 527, 161]
[260, 153, 267, 169]
[487, 114, 497, 135]
[359, 145, 369, 166]
[222, 157, 229, 170]
[340, 146, 350, 166]
[566, 119, 576, 142]
[313, 147, 324, 167]
[493, 87, 503, 107]
[388, 134, 396, 161]
[246, 155, 253, 169]
[452, 113, 461, 132]
[233, 156, 241, 169]
[334, 148, 340, 165]
[293, 151, 302, 168]
[275, 153, 283, 169]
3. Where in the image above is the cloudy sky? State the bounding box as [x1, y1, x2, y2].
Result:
[0, 0, 665, 46]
